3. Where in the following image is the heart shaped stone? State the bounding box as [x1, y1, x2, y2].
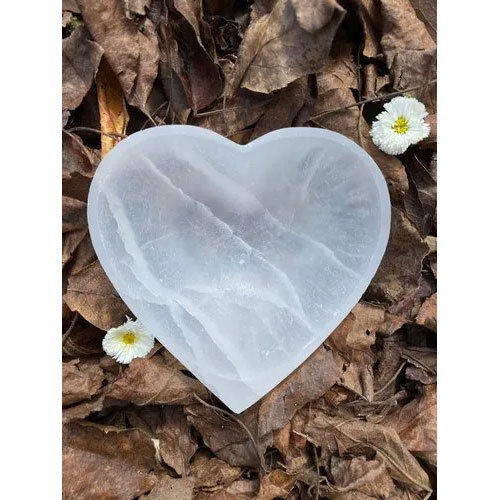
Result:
[88, 126, 390, 413]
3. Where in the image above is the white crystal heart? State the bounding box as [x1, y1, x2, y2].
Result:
[88, 126, 390, 413]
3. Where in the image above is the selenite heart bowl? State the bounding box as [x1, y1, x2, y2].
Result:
[88, 125, 391, 413]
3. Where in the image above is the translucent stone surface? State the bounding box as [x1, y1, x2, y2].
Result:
[88, 126, 390, 413]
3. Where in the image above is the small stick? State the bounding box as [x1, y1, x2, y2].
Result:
[192, 393, 267, 473]
[66, 126, 128, 139]
[310, 79, 437, 121]
[62, 311, 79, 346]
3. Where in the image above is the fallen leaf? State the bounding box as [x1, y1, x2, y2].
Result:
[96, 59, 129, 156]
[62, 320, 105, 358]
[304, 412, 431, 494]
[379, 0, 436, 108]
[62, 25, 104, 111]
[186, 403, 261, 468]
[257, 469, 297, 500]
[403, 150, 437, 237]
[227, 0, 345, 96]
[62, 132, 98, 202]
[64, 260, 129, 330]
[381, 384, 437, 466]
[409, 0, 437, 42]
[78, 0, 160, 108]
[415, 293, 437, 332]
[106, 355, 209, 405]
[62, 394, 105, 424]
[329, 456, 398, 497]
[63, 422, 158, 498]
[192, 90, 270, 137]
[125, 0, 152, 17]
[62, 196, 87, 233]
[141, 474, 195, 500]
[62, 228, 87, 268]
[366, 207, 429, 306]
[327, 301, 385, 353]
[62, 359, 105, 406]
[191, 454, 241, 493]
[355, 0, 383, 58]
[154, 406, 197, 476]
[155, 0, 223, 113]
[249, 77, 309, 140]
[258, 346, 342, 440]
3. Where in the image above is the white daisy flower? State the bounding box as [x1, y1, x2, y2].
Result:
[370, 96, 431, 155]
[102, 318, 155, 364]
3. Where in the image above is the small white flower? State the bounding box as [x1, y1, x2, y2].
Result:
[370, 96, 430, 155]
[102, 318, 155, 364]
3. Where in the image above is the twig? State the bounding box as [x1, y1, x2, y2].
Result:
[192, 393, 267, 473]
[310, 79, 437, 121]
[67, 126, 128, 139]
[373, 361, 406, 397]
[62, 311, 79, 346]
[312, 444, 320, 500]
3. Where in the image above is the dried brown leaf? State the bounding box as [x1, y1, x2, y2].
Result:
[257, 469, 297, 500]
[381, 384, 437, 466]
[379, 0, 436, 108]
[258, 346, 342, 439]
[227, 0, 345, 96]
[62, 196, 87, 233]
[186, 403, 260, 468]
[62, 359, 105, 406]
[415, 292, 436, 332]
[250, 76, 309, 140]
[142, 475, 195, 500]
[62, 321, 105, 358]
[78, 0, 160, 108]
[192, 454, 241, 493]
[366, 207, 429, 305]
[156, 0, 223, 113]
[106, 355, 209, 405]
[63, 422, 158, 498]
[327, 301, 385, 353]
[154, 406, 197, 476]
[62, 26, 104, 110]
[64, 260, 129, 330]
[62, 393, 105, 424]
[96, 59, 129, 156]
[410, 0, 437, 42]
[304, 413, 431, 494]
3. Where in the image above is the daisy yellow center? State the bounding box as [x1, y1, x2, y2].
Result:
[392, 116, 409, 134]
[121, 331, 137, 345]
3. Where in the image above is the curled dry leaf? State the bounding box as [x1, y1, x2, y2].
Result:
[62, 25, 104, 111]
[96, 59, 130, 157]
[379, 0, 436, 108]
[381, 384, 437, 466]
[257, 469, 297, 500]
[62, 196, 87, 234]
[227, 0, 345, 96]
[416, 292, 437, 332]
[258, 346, 342, 439]
[304, 412, 431, 495]
[155, 0, 223, 114]
[62, 394, 105, 424]
[185, 403, 260, 468]
[154, 406, 197, 476]
[77, 0, 160, 109]
[329, 456, 399, 497]
[366, 207, 429, 306]
[191, 454, 241, 494]
[62, 359, 105, 406]
[106, 355, 209, 406]
[327, 301, 385, 353]
[63, 422, 158, 498]
[410, 0, 437, 42]
[63, 260, 129, 330]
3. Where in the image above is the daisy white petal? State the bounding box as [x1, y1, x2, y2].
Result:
[102, 318, 155, 364]
[369, 96, 430, 155]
